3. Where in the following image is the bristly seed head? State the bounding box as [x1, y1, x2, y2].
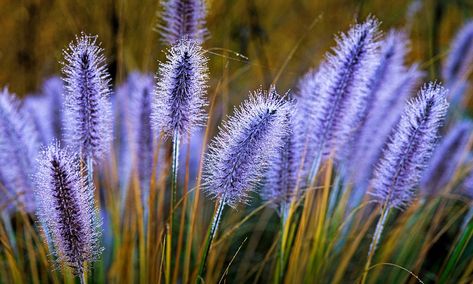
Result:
[35, 143, 102, 275]
[204, 88, 293, 208]
[159, 0, 208, 45]
[62, 33, 113, 164]
[311, 16, 381, 159]
[152, 39, 208, 140]
[370, 82, 449, 210]
[0, 88, 39, 212]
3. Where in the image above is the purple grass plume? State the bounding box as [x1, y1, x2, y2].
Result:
[24, 94, 55, 145]
[35, 143, 102, 275]
[128, 72, 155, 187]
[42, 77, 65, 139]
[349, 32, 423, 189]
[421, 120, 473, 195]
[179, 128, 205, 187]
[152, 39, 208, 139]
[204, 88, 293, 208]
[159, 0, 207, 45]
[349, 65, 423, 198]
[443, 21, 473, 84]
[62, 33, 113, 164]
[24, 77, 64, 145]
[262, 114, 299, 212]
[295, 68, 322, 171]
[370, 83, 449, 210]
[311, 17, 381, 160]
[0, 88, 39, 212]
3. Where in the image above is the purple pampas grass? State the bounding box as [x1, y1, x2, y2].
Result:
[204, 88, 292, 208]
[443, 21, 473, 84]
[35, 143, 102, 277]
[152, 39, 208, 140]
[62, 33, 113, 164]
[370, 83, 449, 210]
[313, 17, 380, 160]
[421, 120, 473, 195]
[159, 0, 207, 45]
[0, 88, 39, 212]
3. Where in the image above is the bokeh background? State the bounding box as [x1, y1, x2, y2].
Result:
[0, 0, 472, 100]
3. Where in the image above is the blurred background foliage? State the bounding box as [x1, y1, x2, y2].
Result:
[0, 0, 473, 102]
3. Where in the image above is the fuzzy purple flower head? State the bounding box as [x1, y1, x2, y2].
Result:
[62, 33, 113, 164]
[159, 0, 207, 45]
[152, 39, 208, 140]
[311, 17, 381, 160]
[421, 120, 473, 195]
[370, 83, 449, 210]
[128, 72, 155, 186]
[262, 109, 306, 211]
[0, 88, 39, 212]
[443, 20, 473, 83]
[348, 31, 423, 188]
[204, 88, 293, 208]
[35, 143, 102, 275]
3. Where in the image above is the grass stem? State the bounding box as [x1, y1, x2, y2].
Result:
[197, 198, 225, 282]
[360, 206, 390, 284]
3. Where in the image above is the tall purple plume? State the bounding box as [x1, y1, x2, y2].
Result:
[443, 21, 473, 84]
[421, 120, 473, 195]
[62, 33, 113, 164]
[204, 89, 292, 208]
[370, 83, 449, 210]
[262, 109, 307, 211]
[35, 143, 102, 275]
[128, 72, 155, 187]
[159, 0, 207, 45]
[42, 77, 64, 139]
[348, 31, 423, 188]
[24, 77, 64, 145]
[311, 17, 381, 160]
[0, 88, 39, 212]
[152, 39, 208, 139]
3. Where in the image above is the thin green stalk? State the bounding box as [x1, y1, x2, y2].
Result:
[166, 130, 180, 284]
[327, 173, 343, 219]
[276, 204, 289, 284]
[79, 263, 87, 284]
[171, 130, 180, 209]
[197, 198, 225, 282]
[360, 206, 390, 284]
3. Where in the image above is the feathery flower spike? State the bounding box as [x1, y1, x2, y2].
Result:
[421, 120, 473, 195]
[312, 17, 380, 161]
[152, 39, 208, 139]
[204, 88, 292, 207]
[262, 106, 307, 212]
[159, 0, 207, 45]
[198, 88, 292, 278]
[349, 31, 421, 188]
[128, 72, 155, 187]
[42, 76, 64, 139]
[443, 21, 473, 83]
[0, 88, 39, 212]
[370, 83, 449, 210]
[62, 33, 112, 164]
[35, 143, 102, 277]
